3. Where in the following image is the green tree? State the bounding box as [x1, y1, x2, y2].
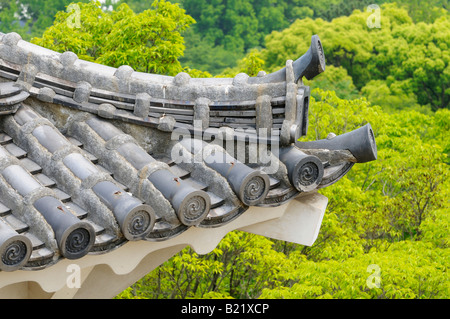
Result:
[31, 0, 196, 76]
[0, 0, 93, 40]
[0, 1, 23, 34]
[218, 48, 265, 77]
[293, 0, 448, 23]
[305, 65, 360, 100]
[167, 0, 317, 74]
[394, 0, 449, 23]
[178, 29, 244, 75]
[262, 3, 450, 111]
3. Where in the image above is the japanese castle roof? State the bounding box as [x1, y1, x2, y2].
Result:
[0, 32, 376, 272]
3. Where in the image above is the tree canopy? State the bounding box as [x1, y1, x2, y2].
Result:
[3, 0, 449, 76]
[262, 4, 450, 112]
[30, 0, 202, 76]
[0, 0, 94, 39]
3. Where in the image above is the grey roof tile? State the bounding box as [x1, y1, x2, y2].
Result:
[2, 214, 29, 233]
[22, 231, 46, 250]
[0, 133, 12, 145]
[202, 205, 244, 226]
[207, 192, 225, 209]
[66, 136, 83, 148]
[0, 202, 11, 216]
[93, 232, 117, 249]
[268, 176, 281, 189]
[34, 173, 56, 188]
[65, 202, 88, 219]
[80, 149, 98, 164]
[28, 247, 54, 266]
[4, 142, 27, 158]
[183, 177, 208, 191]
[84, 219, 105, 235]
[112, 180, 129, 192]
[51, 188, 71, 202]
[169, 165, 191, 179]
[95, 164, 113, 176]
[19, 157, 42, 174]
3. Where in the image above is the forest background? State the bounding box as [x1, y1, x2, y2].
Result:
[0, 0, 448, 299]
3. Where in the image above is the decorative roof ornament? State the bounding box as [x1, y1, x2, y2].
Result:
[0, 31, 377, 280]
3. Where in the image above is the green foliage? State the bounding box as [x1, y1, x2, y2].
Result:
[175, 0, 448, 74]
[263, 3, 450, 111]
[174, 0, 313, 52]
[393, 0, 449, 23]
[120, 0, 449, 24]
[360, 79, 429, 114]
[116, 0, 155, 12]
[117, 232, 291, 299]
[309, 89, 448, 240]
[3, 0, 448, 73]
[167, 0, 322, 74]
[218, 49, 265, 77]
[31, 0, 196, 76]
[296, 0, 449, 23]
[0, 0, 22, 34]
[305, 65, 360, 101]
[0, 0, 91, 40]
[260, 240, 449, 299]
[179, 29, 244, 75]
